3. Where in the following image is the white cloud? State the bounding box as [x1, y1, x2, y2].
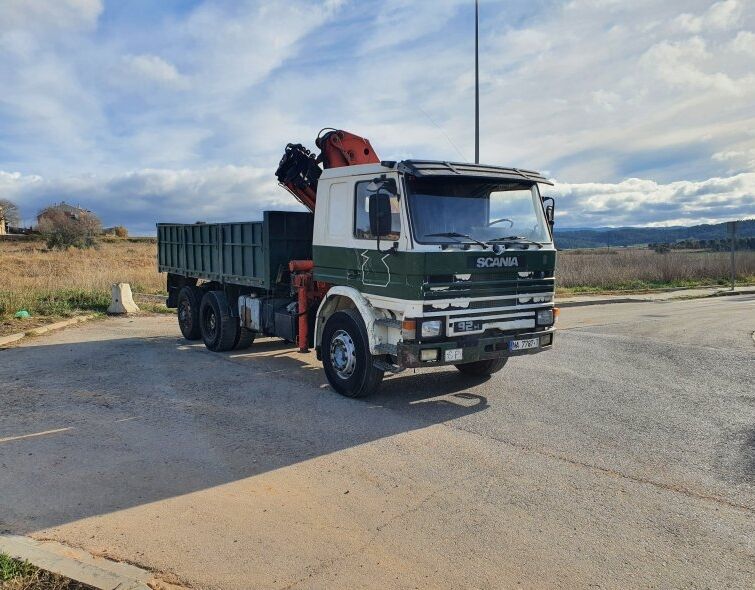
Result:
[123, 55, 189, 89]
[640, 37, 744, 95]
[675, 0, 742, 33]
[547, 172, 755, 227]
[2, 167, 752, 234]
[0, 0, 102, 33]
[730, 30, 755, 55]
[0, 0, 754, 229]
[0, 166, 295, 234]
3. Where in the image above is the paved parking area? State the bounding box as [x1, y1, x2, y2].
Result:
[1, 296, 753, 589]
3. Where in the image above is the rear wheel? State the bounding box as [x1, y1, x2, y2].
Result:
[200, 291, 239, 352]
[455, 357, 507, 377]
[322, 310, 383, 398]
[177, 286, 202, 340]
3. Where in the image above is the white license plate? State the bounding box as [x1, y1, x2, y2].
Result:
[510, 337, 539, 351]
[444, 348, 463, 362]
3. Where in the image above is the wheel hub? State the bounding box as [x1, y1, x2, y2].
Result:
[204, 309, 217, 338]
[179, 301, 191, 327]
[330, 329, 357, 380]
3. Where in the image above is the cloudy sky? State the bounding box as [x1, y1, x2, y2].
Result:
[1, 0, 753, 233]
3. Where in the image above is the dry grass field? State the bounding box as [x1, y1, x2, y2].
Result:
[557, 248, 755, 292]
[1, 237, 753, 335]
[0, 237, 164, 335]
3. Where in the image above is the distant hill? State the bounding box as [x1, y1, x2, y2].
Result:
[554, 219, 754, 249]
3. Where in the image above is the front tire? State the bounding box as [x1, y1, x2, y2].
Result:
[177, 286, 202, 340]
[200, 291, 239, 352]
[455, 357, 507, 377]
[322, 310, 384, 398]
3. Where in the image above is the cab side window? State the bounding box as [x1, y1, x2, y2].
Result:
[353, 181, 401, 240]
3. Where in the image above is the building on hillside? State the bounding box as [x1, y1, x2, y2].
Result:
[37, 202, 93, 225]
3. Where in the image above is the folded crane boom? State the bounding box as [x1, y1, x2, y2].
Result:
[275, 129, 379, 212]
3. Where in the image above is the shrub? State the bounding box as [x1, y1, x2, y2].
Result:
[114, 225, 128, 238]
[37, 207, 102, 250]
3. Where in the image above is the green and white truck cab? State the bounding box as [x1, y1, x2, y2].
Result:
[311, 160, 557, 383]
[159, 159, 557, 398]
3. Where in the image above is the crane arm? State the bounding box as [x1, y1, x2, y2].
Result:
[275, 129, 379, 212]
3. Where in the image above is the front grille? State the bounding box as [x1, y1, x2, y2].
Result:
[423, 294, 552, 313]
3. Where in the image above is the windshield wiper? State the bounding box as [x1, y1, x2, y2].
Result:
[487, 235, 543, 248]
[425, 232, 489, 249]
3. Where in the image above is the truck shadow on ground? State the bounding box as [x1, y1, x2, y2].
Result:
[0, 334, 491, 535]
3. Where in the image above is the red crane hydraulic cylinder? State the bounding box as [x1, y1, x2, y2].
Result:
[289, 260, 314, 353]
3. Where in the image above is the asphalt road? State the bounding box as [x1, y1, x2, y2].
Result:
[0, 296, 753, 589]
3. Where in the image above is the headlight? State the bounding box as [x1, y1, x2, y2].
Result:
[536, 308, 554, 326]
[421, 320, 442, 338]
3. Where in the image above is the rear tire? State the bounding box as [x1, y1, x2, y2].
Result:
[234, 327, 256, 350]
[200, 291, 239, 352]
[455, 357, 507, 377]
[177, 286, 202, 340]
[322, 309, 384, 398]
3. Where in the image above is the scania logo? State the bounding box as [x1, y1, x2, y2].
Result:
[476, 256, 519, 268]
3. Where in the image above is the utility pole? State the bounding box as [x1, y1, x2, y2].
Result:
[728, 220, 737, 290]
[475, 0, 480, 164]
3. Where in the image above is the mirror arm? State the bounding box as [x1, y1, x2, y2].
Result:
[375, 236, 399, 255]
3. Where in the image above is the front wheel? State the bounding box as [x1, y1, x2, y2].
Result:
[322, 310, 384, 398]
[455, 357, 507, 377]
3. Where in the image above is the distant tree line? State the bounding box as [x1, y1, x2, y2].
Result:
[649, 238, 755, 253]
[556, 219, 754, 250]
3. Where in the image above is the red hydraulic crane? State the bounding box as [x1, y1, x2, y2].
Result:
[275, 128, 380, 352]
[275, 128, 379, 212]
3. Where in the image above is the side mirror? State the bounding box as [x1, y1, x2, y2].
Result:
[542, 196, 555, 228]
[368, 193, 392, 238]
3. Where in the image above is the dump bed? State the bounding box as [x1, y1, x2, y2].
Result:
[157, 211, 313, 292]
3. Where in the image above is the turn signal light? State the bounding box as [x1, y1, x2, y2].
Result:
[402, 319, 417, 340]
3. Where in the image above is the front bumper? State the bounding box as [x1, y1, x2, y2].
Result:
[396, 328, 555, 369]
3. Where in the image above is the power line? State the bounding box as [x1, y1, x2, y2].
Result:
[417, 105, 468, 161]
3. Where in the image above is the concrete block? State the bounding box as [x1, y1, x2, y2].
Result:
[107, 283, 140, 314]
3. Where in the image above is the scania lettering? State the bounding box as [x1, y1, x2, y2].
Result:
[158, 129, 558, 397]
[476, 256, 520, 268]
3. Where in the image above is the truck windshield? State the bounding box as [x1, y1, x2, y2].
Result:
[406, 177, 552, 245]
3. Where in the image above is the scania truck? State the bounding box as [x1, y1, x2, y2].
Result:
[158, 129, 557, 397]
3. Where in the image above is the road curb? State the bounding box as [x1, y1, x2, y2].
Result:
[557, 288, 755, 308]
[708, 288, 755, 298]
[0, 534, 153, 590]
[557, 297, 639, 308]
[0, 315, 97, 348]
[0, 332, 25, 346]
[25, 314, 96, 336]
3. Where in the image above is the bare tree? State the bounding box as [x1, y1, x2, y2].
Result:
[0, 199, 21, 226]
[37, 205, 102, 250]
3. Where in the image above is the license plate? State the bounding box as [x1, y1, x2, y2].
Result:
[510, 337, 539, 351]
[454, 320, 482, 333]
[444, 348, 463, 362]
